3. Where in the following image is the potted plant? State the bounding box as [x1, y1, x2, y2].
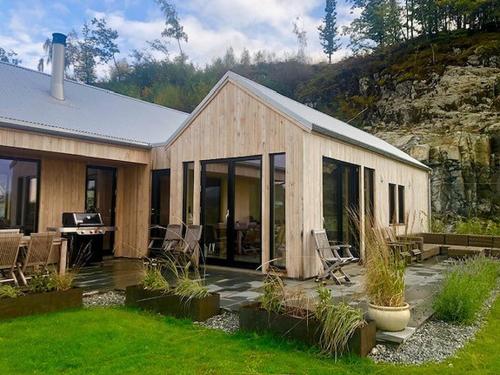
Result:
[125, 261, 220, 321]
[365, 226, 410, 331]
[0, 270, 82, 320]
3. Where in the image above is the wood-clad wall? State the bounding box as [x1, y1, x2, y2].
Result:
[114, 164, 150, 258]
[38, 157, 86, 230]
[164, 81, 306, 278]
[301, 132, 430, 278]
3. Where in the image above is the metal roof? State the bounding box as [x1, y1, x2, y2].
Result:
[167, 71, 429, 171]
[0, 62, 189, 147]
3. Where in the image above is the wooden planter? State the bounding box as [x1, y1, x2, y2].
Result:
[239, 303, 376, 357]
[125, 285, 220, 321]
[0, 288, 83, 321]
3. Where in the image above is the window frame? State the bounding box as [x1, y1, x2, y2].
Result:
[270, 152, 286, 269]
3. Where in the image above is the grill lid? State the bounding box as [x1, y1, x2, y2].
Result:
[62, 212, 104, 227]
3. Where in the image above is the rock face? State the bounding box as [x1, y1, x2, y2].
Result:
[364, 65, 500, 218]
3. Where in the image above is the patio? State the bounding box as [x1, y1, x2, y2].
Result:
[75, 257, 449, 327]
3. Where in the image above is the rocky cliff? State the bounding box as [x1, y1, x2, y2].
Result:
[298, 32, 500, 220]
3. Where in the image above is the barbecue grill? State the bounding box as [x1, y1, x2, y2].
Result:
[50, 212, 115, 266]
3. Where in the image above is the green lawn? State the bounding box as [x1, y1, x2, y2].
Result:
[0, 299, 499, 374]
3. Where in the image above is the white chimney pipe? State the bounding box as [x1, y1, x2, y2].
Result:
[50, 33, 67, 101]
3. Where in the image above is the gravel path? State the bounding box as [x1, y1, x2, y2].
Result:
[370, 289, 498, 364]
[83, 291, 125, 308]
[195, 311, 239, 334]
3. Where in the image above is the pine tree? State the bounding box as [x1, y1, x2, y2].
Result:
[318, 0, 340, 63]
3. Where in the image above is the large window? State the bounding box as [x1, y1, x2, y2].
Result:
[398, 185, 405, 224]
[322, 157, 360, 250]
[363, 167, 375, 226]
[270, 153, 286, 269]
[389, 183, 396, 224]
[183, 162, 194, 225]
[151, 170, 170, 226]
[0, 157, 39, 234]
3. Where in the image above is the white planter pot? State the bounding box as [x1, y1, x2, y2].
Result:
[367, 303, 411, 332]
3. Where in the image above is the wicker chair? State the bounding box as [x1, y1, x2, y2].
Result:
[18, 232, 56, 285]
[0, 233, 23, 286]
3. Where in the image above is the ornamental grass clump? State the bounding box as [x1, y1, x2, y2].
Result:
[433, 256, 499, 323]
[364, 226, 406, 307]
[51, 271, 76, 291]
[143, 265, 169, 292]
[315, 286, 365, 360]
[0, 285, 22, 299]
[259, 271, 285, 314]
[162, 258, 209, 301]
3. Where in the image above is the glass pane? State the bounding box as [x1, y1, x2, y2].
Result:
[86, 167, 116, 252]
[389, 183, 396, 224]
[271, 154, 286, 268]
[322, 159, 340, 241]
[0, 158, 39, 234]
[183, 162, 194, 225]
[203, 162, 229, 261]
[151, 171, 170, 226]
[233, 159, 261, 264]
[398, 185, 405, 224]
[364, 168, 375, 227]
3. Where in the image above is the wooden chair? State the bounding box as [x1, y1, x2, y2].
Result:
[176, 225, 203, 268]
[0, 233, 23, 286]
[312, 229, 357, 285]
[18, 232, 56, 285]
[0, 229, 21, 234]
[148, 224, 183, 258]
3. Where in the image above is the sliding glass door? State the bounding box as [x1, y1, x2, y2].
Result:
[322, 157, 360, 252]
[201, 157, 261, 268]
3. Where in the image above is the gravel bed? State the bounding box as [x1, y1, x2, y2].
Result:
[83, 291, 125, 308]
[370, 288, 498, 364]
[195, 311, 239, 334]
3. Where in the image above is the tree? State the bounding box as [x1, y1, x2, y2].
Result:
[155, 0, 188, 59]
[0, 47, 20, 65]
[73, 22, 97, 84]
[240, 48, 251, 65]
[292, 17, 308, 62]
[90, 18, 121, 79]
[318, 0, 340, 63]
[222, 47, 236, 68]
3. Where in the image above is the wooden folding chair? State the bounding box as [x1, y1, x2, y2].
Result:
[148, 224, 183, 258]
[18, 232, 56, 285]
[176, 225, 203, 268]
[312, 229, 356, 285]
[0, 233, 23, 286]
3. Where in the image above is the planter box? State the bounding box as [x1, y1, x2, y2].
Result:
[239, 303, 376, 357]
[0, 288, 82, 321]
[445, 234, 468, 246]
[468, 235, 493, 248]
[420, 233, 445, 245]
[125, 285, 220, 321]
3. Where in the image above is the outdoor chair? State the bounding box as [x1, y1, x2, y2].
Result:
[0, 229, 21, 234]
[18, 232, 56, 286]
[0, 233, 23, 286]
[175, 225, 203, 268]
[312, 229, 358, 285]
[148, 224, 183, 258]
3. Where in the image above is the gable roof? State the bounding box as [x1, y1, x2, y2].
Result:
[167, 71, 429, 171]
[0, 62, 189, 148]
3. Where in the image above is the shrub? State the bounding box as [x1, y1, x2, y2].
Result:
[259, 272, 285, 314]
[163, 260, 209, 301]
[455, 218, 500, 236]
[143, 265, 169, 292]
[28, 271, 56, 293]
[315, 286, 365, 359]
[364, 227, 406, 307]
[433, 257, 499, 323]
[0, 285, 22, 299]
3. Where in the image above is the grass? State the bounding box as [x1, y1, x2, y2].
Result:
[433, 257, 499, 323]
[0, 298, 498, 374]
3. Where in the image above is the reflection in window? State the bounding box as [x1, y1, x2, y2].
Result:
[398, 185, 405, 224]
[183, 162, 194, 225]
[364, 168, 375, 226]
[389, 183, 396, 224]
[270, 154, 286, 268]
[0, 157, 39, 234]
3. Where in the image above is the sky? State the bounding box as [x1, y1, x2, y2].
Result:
[0, 0, 359, 78]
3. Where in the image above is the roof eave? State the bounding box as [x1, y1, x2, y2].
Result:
[0, 120, 152, 150]
[311, 124, 431, 172]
